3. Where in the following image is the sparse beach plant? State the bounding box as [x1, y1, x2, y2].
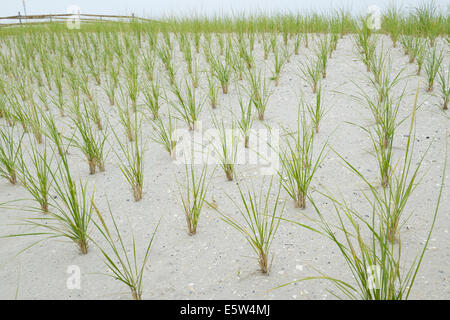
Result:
[103, 63, 119, 106]
[236, 93, 253, 148]
[78, 67, 94, 102]
[27, 95, 44, 144]
[299, 57, 321, 94]
[305, 85, 326, 133]
[437, 64, 449, 110]
[211, 114, 238, 181]
[177, 162, 213, 235]
[414, 0, 442, 47]
[277, 110, 326, 209]
[169, 80, 203, 131]
[142, 49, 156, 81]
[0, 126, 23, 184]
[247, 68, 272, 120]
[85, 100, 103, 131]
[211, 54, 232, 94]
[92, 202, 159, 300]
[294, 33, 301, 55]
[415, 39, 427, 75]
[124, 52, 140, 111]
[114, 114, 145, 201]
[43, 148, 94, 254]
[18, 139, 54, 213]
[150, 111, 178, 160]
[206, 73, 219, 109]
[37, 86, 50, 111]
[41, 111, 66, 159]
[383, 4, 401, 47]
[189, 57, 201, 89]
[316, 35, 330, 78]
[217, 178, 284, 274]
[262, 34, 270, 60]
[143, 78, 161, 120]
[70, 104, 107, 174]
[424, 46, 443, 92]
[271, 46, 286, 86]
[116, 95, 136, 142]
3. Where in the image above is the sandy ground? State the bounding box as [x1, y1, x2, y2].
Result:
[0, 33, 449, 300]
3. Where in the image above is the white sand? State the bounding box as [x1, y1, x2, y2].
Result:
[0, 34, 449, 299]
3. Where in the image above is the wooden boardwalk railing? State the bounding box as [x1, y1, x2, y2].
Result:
[0, 13, 155, 27]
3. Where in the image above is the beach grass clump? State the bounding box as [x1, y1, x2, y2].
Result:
[6, 91, 30, 133]
[169, 80, 203, 131]
[237, 35, 254, 70]
[236, 93, 253, 148]
[85, 99, 103, 131]
[217, 178, 284, 274]
[413, 0, 443, 47]
[270, 46, 287, 86]
[354, 17, 377, 72]
[114, 114, 145, 201]
[299, 57, 322, 94]
[436, 64, 449, 110]
[246, 68, 272, 121]
[353, 66, 406, 187]
[18, 139, 54, 213]
[116, 94, 136, 142]
[48, 159, 94, 254]
[123, 52, 140, 111]
[143, 77, 161, 120]
[103, 62, 120, 106]
[305, 84, 326, 134]
[211, 114, 238, 181]
[142, 49, 156, 81]
[315, 34, 331, 78]
[278, 110, 326, 209]
[177, 162, 213, 235]
[383, 4, 402, 47]
[26, 93, 44, 144]
[210, 53, 232, 94]
[424, 46, 443, 92]
[150, 111, 178, 160]
[0, 126, 23, 185]
[93, 202, 159, 300]
[70, 103, 108, 174]
[414, 39, 427, 76]
[189, 57, 201, 89]
[206, 72, 220, 109]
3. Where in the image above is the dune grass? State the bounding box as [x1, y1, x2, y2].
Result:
[0, 126, 23, 185]
[18, 139, 54, 213]
[114, 113, 145, 201]
[216, 178, 284, 274]
[276, 90, 447, 299]
[177, 162, 214, 235]
[211, 114, 239, 181]
[93, 202, 160, 300]
[277, 109, 327, 209]
[436, 64, 449, 110]
[424, 46, 443, 92]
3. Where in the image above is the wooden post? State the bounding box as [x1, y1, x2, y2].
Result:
[18, 12, 22, 25]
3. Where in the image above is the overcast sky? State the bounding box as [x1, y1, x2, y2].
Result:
[1, 0, 448, 18]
